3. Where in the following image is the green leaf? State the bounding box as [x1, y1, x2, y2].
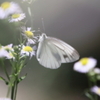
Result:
[0, 76, 5, 81]
[18, 73, 27, 83]
[0, 76, 8, 85]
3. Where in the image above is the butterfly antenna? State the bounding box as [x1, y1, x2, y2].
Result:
[41, 18, 45, 33]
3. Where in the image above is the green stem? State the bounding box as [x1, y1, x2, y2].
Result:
[13, 80, 18, 100]
[11, 85, 15, 100]
[94, 95, 98, 100]
[4, 65, 10, 81]
[7, 47, 26, 100]
[0, 60, 10, 81]
[11, 76, 18, 100]
[87, 76, 92, 88]
[10, 61, 19, 100]
[6, 85, 11, 98]
[93, 81, 98, 100]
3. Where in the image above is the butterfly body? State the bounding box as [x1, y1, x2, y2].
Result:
[36, 33, 79, 69]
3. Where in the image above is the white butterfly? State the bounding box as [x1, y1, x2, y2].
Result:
[36, 33, 79, 69]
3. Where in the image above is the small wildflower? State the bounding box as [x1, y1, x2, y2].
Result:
[88, 68, 100, 76]
[0, 47, 9, 58]
[73, 57, 97, 73]
[25, 31, 33, 38]
[9, 13, 26, 22]
[6, 52, 16, 59]
[21, 45, 35, 58]
[0, 44, 15, 59]
[94, 68, 100, 74]
[0, 2, 22, 19]
[22, 27, 34, 39]
[88, 69, 96, 76]
[23, 46, 33, 51]
[3, 44, 13, 52]
[91, 86, 100, 96]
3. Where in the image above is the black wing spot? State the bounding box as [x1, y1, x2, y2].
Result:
[63, 55, 68, 58]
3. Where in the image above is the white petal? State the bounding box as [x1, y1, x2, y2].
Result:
[94, 68, 100, 74]
[91, 86, 100, 96]
[73, 57, 97, 73]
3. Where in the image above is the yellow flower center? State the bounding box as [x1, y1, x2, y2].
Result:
[9, 52, 14, 57]
[25, 31, 34, 38]
[96, 88, 100, 94]
[23, 46, 33, 52]
[12, 14, 20, 19]
[80, 58, 89, 65]
[1, 2, 11, 10]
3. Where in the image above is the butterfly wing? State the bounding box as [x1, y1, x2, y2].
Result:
[36, 33, 79, 69]
[36, 35, 62, 69]
[47, 37, 80, 63]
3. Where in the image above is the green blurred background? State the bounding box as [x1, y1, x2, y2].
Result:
[0, 0, 100, 100]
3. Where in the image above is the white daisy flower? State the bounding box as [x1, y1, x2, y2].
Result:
[88, 67, 100, 76]
[21, 45, 35, 58]
[91, 86, 100, 96]
[94, 68, 100, 74]
[0, 98, 11, 100]
[6, 52, 16, 60]
[0, 44, 16, 59]
[0, 8, 7, 19]
[3, 44, 13, 51]
[9, 13, 26, 22]
[0, 47, 9, 58]
[73, 57, 97, 73]
[0, 2, 22, 19]
[22, 27, 34, 39]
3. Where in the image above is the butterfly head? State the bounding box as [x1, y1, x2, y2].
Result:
[41, 33, 47, 38]
[38, 33, 47, 42]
